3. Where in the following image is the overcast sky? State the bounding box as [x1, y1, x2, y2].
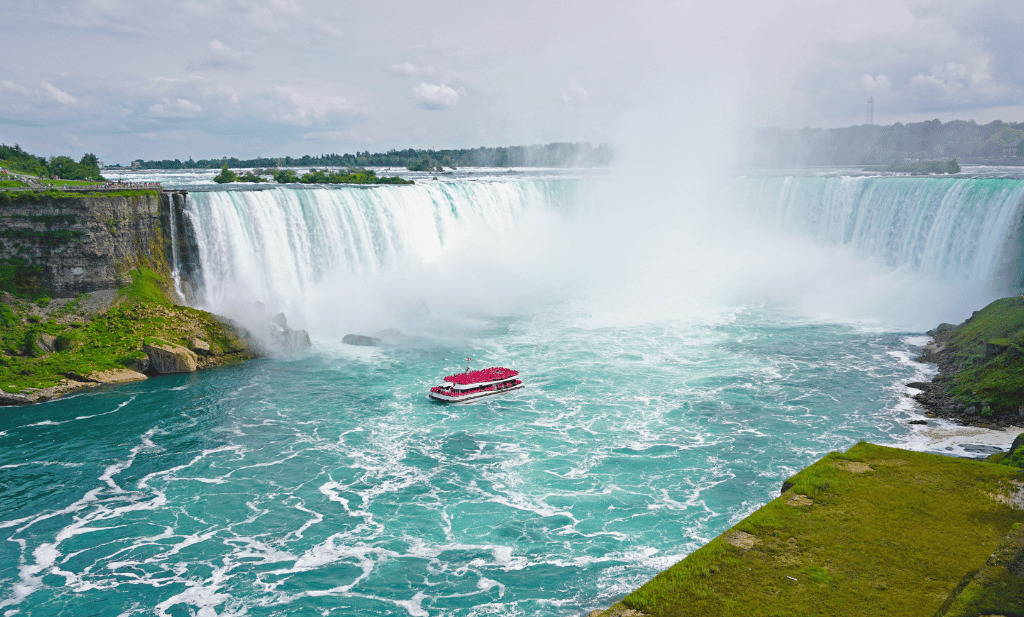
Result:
[1, 0, 1022, 163]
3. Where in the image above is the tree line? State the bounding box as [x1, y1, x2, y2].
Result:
[0, 144, 104, 181]
[129, 141, 614, 170]
[744, 119, 1024, 167]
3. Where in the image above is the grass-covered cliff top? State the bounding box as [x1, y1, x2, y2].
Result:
[940, 296, 1024, 417]
[596, 442, 1024, 617]
[0, 268, 254, 397]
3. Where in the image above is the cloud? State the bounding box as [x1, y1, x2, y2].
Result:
[263, 87, 352, 125]
[390, 62, 419, 76]
[1, 80, 31, 96]
[186, 39, 252, 72]
[40, 81, 76, 105]
[147, 97, 203, 118]
[412, 83, 461, 110]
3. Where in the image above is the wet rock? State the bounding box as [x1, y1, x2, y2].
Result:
[907, 382, 933, 391]
[144, 339, 198, 374]
[909, 420, 928, 425]
[68, 369, 148, 384]
[343, 334, 381, 347]
[271, 328, 311, 353]
[0, 390, 42, 405]
[89, 369, 148, 384]
[270, 312, 288, 329]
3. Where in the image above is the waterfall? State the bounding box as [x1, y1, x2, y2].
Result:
[183, 180, 582, 318]
[736, 175, 1024, 294]
[178, 174, 1024, 331]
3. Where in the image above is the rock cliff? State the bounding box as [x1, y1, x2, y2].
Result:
[0, 189, 194, 298]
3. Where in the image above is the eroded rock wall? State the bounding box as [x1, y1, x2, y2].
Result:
[0, 190, 189, 297]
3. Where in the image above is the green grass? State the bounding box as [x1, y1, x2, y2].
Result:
[616, 442, 1024, 617]
[0, 180, 26, 188]
[0, 269, 255, 393]
[942, 523, 1024, 617]
[946, 297, 1024, 358]
[940, 297, 1024, 414]
[119, 267, 170, 306]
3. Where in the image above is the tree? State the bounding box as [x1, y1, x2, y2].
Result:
[212, 164, 238, 184]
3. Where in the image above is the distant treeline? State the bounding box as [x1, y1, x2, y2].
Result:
[128, 141, 614, 170]
[745, 119, 1024, 167]
[0, 144, 104, 181]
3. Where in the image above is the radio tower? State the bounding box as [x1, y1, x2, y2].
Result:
[867, 96, 874, 125]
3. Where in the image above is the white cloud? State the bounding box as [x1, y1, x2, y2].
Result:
[1, 80, 30, 96]
[390, 62, 419, 76]
[147, 97, 203, 118]
[412, 83, 460, 110]
[264, 87, 351, 125]
[40, 81, 76, 105]
[187, 39, 252, 72]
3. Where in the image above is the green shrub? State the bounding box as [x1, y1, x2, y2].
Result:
[55, 332, 80, 352]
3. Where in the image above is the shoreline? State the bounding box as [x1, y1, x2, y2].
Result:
[0, 279, 270, 407]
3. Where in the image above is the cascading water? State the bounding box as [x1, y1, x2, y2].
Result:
[184, 179, 584, 331]
[736, 175, 1024, 294]
[7, 170, 1024, 617]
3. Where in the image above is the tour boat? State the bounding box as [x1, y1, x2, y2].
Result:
[428, 366, 524, 403]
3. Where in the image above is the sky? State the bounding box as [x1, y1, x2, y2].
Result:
[1, 0, 1022, 164]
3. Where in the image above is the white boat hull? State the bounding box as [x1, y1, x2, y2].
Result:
[428, 383, 525, 403]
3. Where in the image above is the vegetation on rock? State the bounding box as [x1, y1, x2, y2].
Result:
[886, 159, 961, 174]
[212, 164, 238, 184]
[600, 442, 1024, 617]
[0, 268, 257, 399]
[916, 296, 1024, 423]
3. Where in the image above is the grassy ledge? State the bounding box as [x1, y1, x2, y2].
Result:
[594, 442, 1024, 617]
[0, 267, 256, 399]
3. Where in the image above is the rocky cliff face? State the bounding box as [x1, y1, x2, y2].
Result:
[0, 189, 193, 297]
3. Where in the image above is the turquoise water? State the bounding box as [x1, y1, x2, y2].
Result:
[3, 169, 1022, 615]
[0, 306, 924, 616]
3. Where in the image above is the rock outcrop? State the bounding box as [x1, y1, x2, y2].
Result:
[343, 334, 381, 346]
[914, 297, 1024, 427]
[264, 312, 312, 355]
[0, 190, 184, 297]
[143, 339, 198, 374]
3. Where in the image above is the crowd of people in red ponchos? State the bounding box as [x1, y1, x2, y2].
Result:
[430, 379, 522, 397]
[443, 367, 519, 386]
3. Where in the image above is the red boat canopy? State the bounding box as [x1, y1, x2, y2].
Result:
[444, 367, 519, 385]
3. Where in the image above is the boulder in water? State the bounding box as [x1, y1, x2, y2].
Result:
[144, 338, 198, 374]
[343, 334, 380, 347]
[271, 328, 312, 353]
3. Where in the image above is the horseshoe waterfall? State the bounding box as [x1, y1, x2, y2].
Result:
[3, 171, 1024, 617]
